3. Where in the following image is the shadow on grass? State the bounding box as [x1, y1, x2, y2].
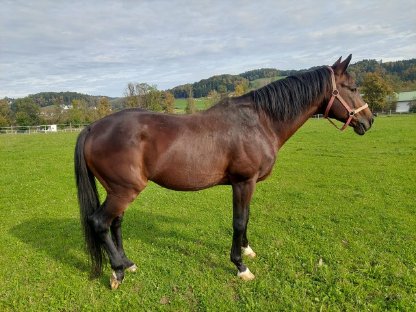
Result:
[10, 216, 90, 274]
[10, 210, 228, 279]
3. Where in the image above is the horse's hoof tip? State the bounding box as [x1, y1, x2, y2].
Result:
[237, 268, 255, 281]
[110, 271, 122, 290]
[127, 264, 138, 273]
[246, 252, 256, 259]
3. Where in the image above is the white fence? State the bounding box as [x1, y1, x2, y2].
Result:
[0, 124, 88, 134]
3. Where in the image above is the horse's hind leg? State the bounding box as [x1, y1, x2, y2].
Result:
[111, 214, 137, 272]
[89, 195, 134, 289]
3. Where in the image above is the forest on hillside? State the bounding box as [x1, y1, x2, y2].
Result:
[169, 59, 416, 98]
[4, 58, 415, 105]
[1, 58, 415, 127]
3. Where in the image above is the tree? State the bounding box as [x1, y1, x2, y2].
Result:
[185, 86, 196, 114]
[0, 98, 12, 127]
[206, 90, 220, 109]
[14, 98, 40, 126]
[124, 83, 163, 112]
[97, 97, 112, 119]
[218, 84, 228, 99]
[361, 72, 395, 112]
[162, 91, 175, 113]
[124, 83, 139, 108]
[144, 86, 162, 111]
[234, 82, 247, 96]
[68, 99, 92, 124]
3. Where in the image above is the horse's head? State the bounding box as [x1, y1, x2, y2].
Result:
[325, 55, 374, 135]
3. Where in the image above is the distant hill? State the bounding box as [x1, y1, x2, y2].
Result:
[10, 91, 120, 109]
[169, 74, 249, 98]
[240, 68, 280, 80]
[349, 59, 416, 91]
[7, 58, 416, 105]
[169, 58, 416, 98]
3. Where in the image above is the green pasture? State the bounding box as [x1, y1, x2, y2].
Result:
[175, 98, 209, 113]
[174, 98, 210, 112]
[0, 115, 415, 311]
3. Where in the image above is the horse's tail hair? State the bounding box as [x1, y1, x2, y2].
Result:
[74, 127, 104, 276]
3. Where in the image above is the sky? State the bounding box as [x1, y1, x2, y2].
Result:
[1, 0, 415, 99]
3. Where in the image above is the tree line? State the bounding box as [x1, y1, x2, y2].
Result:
[1, 58, 415, 127]
[0, 96, 113, 127]
[0, 83, 177, 127]
[170, 74, 250, 98]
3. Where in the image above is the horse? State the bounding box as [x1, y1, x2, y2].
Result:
[74, 55, 374, 289]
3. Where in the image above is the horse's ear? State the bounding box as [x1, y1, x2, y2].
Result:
[332, 56, 342, 68]
[333, 54, 352, 75]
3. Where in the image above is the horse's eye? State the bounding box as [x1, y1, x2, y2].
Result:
[347, 85, 357, 92]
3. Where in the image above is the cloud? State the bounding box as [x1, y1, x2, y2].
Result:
[1, 0, 415, 98]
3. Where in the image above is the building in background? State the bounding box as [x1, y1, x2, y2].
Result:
[395, 91, 416, 113]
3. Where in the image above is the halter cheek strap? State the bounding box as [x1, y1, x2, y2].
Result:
[324, 67, 368, 131]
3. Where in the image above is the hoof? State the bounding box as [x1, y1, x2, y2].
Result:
[126, 264, 138, 273]
[242, 245, 256, 259]
[110, 271, 122, 290]
[237, 268, 255, 281]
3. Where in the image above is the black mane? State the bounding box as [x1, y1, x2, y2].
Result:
[251, 67, 331, 121]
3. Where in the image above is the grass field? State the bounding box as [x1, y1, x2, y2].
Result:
[174, 98, 210, 112]
[0, 115, 415, 311]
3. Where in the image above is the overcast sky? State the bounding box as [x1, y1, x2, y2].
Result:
[1, 0, 415, 98]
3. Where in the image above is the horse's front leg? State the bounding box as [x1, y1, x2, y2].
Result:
[242, 212, 257, 259]
[230, 179, 256, 281]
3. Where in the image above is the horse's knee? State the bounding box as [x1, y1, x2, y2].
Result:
[111, 215, 123, 228]
[88, 214, 110, 237]
[111, 217, 122, 228]
[233, 219, 246, 233]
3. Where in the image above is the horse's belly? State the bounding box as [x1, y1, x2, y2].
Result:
[151, 153, 228, 190]
[151, 168, 228, 191]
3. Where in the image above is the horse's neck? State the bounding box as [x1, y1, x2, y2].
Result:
[273, 103, 320, 148]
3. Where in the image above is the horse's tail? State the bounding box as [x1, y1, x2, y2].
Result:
[74, 127, 104, 276]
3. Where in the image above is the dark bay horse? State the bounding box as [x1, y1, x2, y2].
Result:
[75, 55, 374, 289]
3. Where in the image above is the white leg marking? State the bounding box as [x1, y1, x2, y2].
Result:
[237, 267, 255, 281]
[242, 245, 256, 258]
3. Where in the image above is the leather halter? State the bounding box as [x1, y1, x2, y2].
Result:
[324, 66, 368, 131]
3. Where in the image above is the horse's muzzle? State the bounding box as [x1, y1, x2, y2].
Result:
[354, 115, 374, 135]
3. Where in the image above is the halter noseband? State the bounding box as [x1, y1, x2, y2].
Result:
[324, 66, 368, 131]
